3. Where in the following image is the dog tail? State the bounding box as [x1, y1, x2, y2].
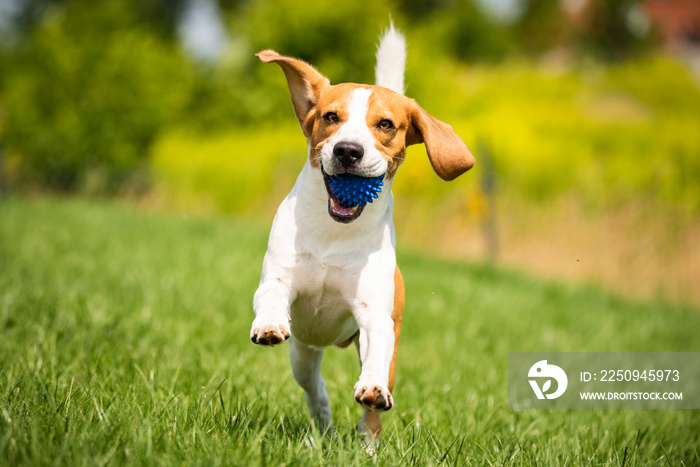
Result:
[375, 23, 406, 95]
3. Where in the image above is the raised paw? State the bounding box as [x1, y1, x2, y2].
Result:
[354, 382, 393, 412]
[250, 316, 291, 346]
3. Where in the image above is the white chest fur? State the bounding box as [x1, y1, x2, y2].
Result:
[254, 161, 397, 347]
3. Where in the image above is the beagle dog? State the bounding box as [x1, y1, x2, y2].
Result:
[250, 26, 474, 443]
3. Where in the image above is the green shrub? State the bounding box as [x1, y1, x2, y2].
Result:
[0, 2, 191, 192]
[151, 125, 307, 215]
[235, 0, 396, 84]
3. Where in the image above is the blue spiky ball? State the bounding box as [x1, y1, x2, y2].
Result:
[328, 173, 384, 207]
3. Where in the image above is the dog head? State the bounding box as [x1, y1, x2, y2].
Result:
[257, 50, 474, 223]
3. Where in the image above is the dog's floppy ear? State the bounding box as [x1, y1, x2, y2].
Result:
[406, 101, 475, 181]
[256, 50, 330, 137]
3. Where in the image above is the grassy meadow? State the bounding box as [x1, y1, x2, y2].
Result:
[1, 197, 699, 465]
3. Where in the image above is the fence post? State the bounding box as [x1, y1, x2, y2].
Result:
[0, 142, 8, 199]
[478, 139, 498, 261]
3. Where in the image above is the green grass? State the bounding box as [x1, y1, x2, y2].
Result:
[1, 197, 699, 465]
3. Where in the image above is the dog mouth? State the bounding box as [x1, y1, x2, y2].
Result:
[322, 168, 385, 224]
[322, 169, 365, 223]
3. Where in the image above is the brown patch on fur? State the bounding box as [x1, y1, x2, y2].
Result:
[389, 265, 404, 392]
[365, 87, 411, 179]
[257, 51, 474, 180]
[307, 84, 354, 168]
[359, 410, 383, 439]
[255, 50, 329, 142]
[406, 100, 475, 180]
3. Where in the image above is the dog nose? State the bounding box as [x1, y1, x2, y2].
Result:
[333, 142, 364, 167]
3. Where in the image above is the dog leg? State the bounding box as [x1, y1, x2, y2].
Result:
[289, 336, 333, 433]
[353, 330, 389, 450]
[358, 410, 382, 452]
[356, 266, 404, 445]
[389, 266, 405, 392]
[352, 310, 395, 412]
[250, 281, 293, 346]
[352, 330, 383, 450]
[353, 320, 394, 450]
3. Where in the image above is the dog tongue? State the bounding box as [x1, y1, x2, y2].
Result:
[330, 198, 361, 216]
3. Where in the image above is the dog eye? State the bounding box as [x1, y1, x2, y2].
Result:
[323, 112, 339, 124]
[378, 119, 394, 130]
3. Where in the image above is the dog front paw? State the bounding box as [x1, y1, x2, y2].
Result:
[354, 381, 393, 412]
[250, 315, 291, 346]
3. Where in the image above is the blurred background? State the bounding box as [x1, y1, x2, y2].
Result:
[0, 0, 698, 305]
